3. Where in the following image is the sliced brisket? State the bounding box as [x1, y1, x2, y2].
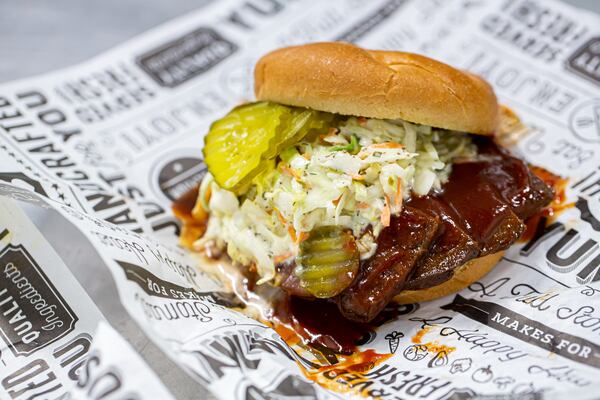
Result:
[337, 207, 440, 322]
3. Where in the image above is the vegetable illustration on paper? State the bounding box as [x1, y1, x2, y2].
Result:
[428, 350, 449, 368]
[403, 344, 428, 361]
[493, 376, 515, 390]
[472, 365, 494, 383]
[449, 357, 472, 374]
[385, 331, 404, 354]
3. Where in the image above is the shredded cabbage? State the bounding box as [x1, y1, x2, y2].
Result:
[197, 116, 476, 283]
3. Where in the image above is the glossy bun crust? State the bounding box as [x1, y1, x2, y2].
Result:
[255, 42, 499, 135]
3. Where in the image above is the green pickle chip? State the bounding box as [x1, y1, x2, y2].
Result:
[204, 102, 286, 193]
[295, 226, 359, 298]
[203, 101, 334, 194]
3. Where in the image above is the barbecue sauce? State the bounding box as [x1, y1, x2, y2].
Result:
[172, 193, 381, 354]
[520, 165, 572, 243]
[172, 184, 198, 218]
[172, 184, 207, 248]
[272, 295, 369, 354]
[270, 293, 416, 355]
[172, 138, 558, 353]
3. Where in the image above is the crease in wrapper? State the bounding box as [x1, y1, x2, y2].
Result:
[115, 259, 242, 307]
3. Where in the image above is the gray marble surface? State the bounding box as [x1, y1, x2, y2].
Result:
[2, 1, 599, 399]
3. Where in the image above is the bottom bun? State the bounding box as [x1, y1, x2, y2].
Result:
[393, 251, 504, 304]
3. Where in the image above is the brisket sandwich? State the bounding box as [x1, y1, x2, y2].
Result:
[177, 42, 554, 323]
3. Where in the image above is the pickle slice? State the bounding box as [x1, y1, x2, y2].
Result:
[295, 226, 359, 298]
[203, 102, 335, 194]
[204, 102, 288, 193]
[272, 109, 334, 157]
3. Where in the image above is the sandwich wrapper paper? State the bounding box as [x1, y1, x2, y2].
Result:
[1, 0, 600, 398]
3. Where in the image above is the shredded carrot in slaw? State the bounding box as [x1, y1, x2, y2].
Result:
[274, 252, 293, 264]
[319, 127, 340, 142]
[277, 210, 296, 242]
[276, 209, 308, 244]
[287, 226, 297, 242]
[395, 179, 403, 208]
[275, 210, 287, 225]
[297, 231, 309, 243]
[358, 142, 404, 159]
[370, 142, 405, 149]
[280, 164, 302, 180]
[381, 195, 391, 227]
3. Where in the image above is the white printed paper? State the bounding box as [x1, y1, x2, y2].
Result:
[0, 198, 103, 399]
[70, 322, 175, 400]
[2, 0, 600, 398]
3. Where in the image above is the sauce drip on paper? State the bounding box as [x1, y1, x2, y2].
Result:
[297, 349, 392, 398]
[272, 295, 370, 354]
[173, 155, 570, 358]
[269, 293, 411, 354]
[411, 326, 456, 355]
[173, 188, 380, 353]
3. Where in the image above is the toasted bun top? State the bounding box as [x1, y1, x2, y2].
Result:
[255, 42, 499, 135]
